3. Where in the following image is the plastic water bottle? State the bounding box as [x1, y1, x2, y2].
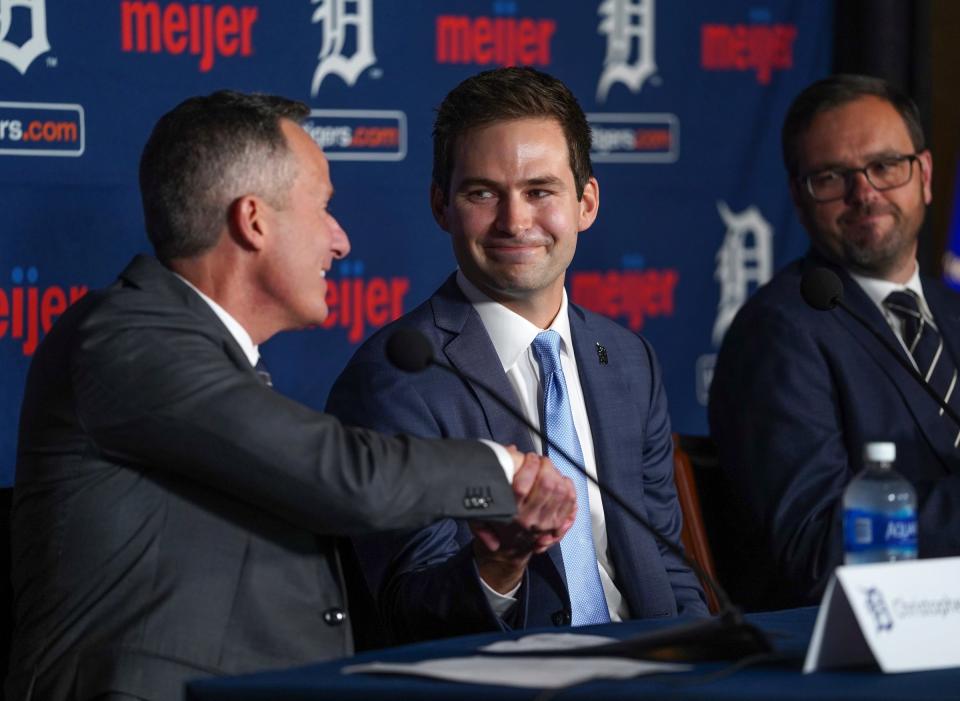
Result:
[842, 442, 918, 565]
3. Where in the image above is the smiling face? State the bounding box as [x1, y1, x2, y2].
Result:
[259, 119, 351, 330]
[791, 96, 932, 283]
[432, 117, 599, 326]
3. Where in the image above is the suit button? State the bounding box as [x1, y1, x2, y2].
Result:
[322, 608, 346, 626]
[551, 610, 571, 626]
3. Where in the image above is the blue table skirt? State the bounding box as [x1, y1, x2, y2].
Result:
[187, 607, 959, 700]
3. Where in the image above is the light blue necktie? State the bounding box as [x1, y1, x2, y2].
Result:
[531, 330, 611, 625]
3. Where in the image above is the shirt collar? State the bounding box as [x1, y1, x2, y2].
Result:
[455, 269, 573, 371]
[173, 273, 260, 367]
[848, 260, 929, 316]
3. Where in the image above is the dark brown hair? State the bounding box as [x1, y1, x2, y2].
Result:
[782, 74, 925, 177]
[433, 67, 593, 201]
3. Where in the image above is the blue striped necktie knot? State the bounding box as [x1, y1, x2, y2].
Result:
[530, 330, 610, 625]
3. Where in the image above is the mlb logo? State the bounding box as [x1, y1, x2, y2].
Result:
[0, 0, 51, 74]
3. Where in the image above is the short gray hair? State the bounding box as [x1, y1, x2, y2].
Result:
[139, 90, 310, 263]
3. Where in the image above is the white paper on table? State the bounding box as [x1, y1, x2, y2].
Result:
[343, 655, 690, 689]
[480, 632, 617, 653]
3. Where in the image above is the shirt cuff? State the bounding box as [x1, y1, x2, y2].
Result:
[477, 565, 522, 617]
[479, 439, 516, 483]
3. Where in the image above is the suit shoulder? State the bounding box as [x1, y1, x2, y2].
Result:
[572, 303, 660, 364]
[574, 304, 645, 342]
[724, 258, 821, 333]
[341, 295, 438, 368]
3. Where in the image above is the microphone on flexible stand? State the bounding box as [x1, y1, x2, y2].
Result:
[385, 327, 772, 663]
[800, 266, 960, 431]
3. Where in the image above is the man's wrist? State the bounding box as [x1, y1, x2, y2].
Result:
[479, 439, 516, 482]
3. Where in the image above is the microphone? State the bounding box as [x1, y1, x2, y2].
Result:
[385, 327, 772, 663]
[799, 266, 843, 311]
[800, 267, 960, 431]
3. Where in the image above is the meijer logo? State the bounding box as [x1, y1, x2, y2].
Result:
[0, 0, 51, 74]
[436, 14, 555, 67]
[701, 20, 797, 84]
[120, 1, 259, 73]
[322, 261, 410, 343]
[570, 262, 678, 333]
[1, 266, 88, 356]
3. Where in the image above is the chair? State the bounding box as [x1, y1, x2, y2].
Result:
[672, 435, 789, 613]
[672, 434, 721, 613]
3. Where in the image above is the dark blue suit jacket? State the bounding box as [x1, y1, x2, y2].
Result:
[709, 252, 960, 605]
[327, 275, 707, 644]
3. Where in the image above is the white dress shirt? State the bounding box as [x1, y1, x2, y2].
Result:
[174, 273, 261, 366]
[457, 270, 627, 621]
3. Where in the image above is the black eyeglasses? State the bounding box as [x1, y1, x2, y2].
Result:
[799, 154, 922, 203]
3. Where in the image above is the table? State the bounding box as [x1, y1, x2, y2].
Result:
[187, 607, 959, 700]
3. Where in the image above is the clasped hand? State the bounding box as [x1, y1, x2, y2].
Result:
[471, 448, 577, 593]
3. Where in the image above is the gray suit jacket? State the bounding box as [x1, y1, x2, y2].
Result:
[6, 255, 514, 701]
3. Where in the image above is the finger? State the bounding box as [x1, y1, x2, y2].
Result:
[505, 444, 524, 473]
[511, 453, 540, 499]
[471, 523, 502, 552]
[524, 461, 574, 526]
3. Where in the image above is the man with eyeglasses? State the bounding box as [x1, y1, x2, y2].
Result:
[709, 74, 960, 606]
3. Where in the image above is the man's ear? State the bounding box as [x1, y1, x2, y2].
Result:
[230, 194, 268, 252]
[577, 177, 600, 232]
[430, 182, 449, 231]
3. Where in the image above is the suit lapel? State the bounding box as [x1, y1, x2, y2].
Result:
[431, 276, 536, 454]
[433, 277, 568, 585]
[569, 305, 623, 491]
[568, 305, 650, 615]
[119, 255, 256, 379]
[922, 278, 960, 474]
[815, 257, 959, 473]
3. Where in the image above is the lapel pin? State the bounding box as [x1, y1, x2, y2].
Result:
[596, 342, 608, 365]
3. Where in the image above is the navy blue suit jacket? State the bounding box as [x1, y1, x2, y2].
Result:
[709, 252, 960, 605]
[327, 275, 707, 644]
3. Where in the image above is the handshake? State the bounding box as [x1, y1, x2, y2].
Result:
[471, 447, 578, 594]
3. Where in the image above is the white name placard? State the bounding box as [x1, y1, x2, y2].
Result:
[804, 557, 960, 673]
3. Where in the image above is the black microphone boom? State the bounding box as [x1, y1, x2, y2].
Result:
[800, 267, 960, 431]
[385, 326, 772, 663]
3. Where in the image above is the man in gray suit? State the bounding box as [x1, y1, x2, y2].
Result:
[6, 91, 575, 701]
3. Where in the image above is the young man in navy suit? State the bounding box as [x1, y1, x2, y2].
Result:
[328, 67, 707, 644]
[710, 75, 960, 606]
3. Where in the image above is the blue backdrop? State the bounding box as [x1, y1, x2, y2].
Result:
[0, 0, 833, 486]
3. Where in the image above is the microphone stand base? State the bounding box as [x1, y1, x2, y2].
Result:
[572, 611, 774, 663]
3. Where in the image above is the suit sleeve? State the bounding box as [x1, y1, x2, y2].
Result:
[637, 337, 710, 617]
[327, 350, 526, 643]
[68, 296, 514, 538]
[709, 304, 848, 602]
